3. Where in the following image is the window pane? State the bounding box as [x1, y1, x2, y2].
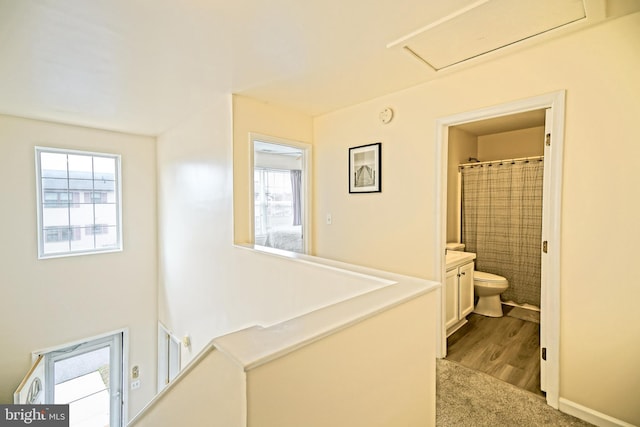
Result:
[95, 226, 118, 249]
[95, 204, 117, 226]
[70, 228, 96, 251]
[40, 152, 67, 178]
[95, 179, 115, 193]
[43, 206, 69, 228]
[93, 156, 116, 179]
[68, 178, 93, 193]
[70, 204, 94, 225]
[253, 167, 302, 252]
[43, 227, 71, 254]
[67, 154, 93, 179]
[42, 177, 68, 191]
[54, 346, 111, 427]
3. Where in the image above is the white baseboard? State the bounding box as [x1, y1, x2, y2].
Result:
[559, 398, 636, 427]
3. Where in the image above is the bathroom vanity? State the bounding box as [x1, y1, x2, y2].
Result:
[445, 251, 476, 336]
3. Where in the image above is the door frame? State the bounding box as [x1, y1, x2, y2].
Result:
[434, 90, 565, 408]
[249, 133, 312, 254]
[157, 322, 181, 393]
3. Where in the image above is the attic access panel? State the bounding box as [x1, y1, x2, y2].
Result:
[390, 0, 586, 71]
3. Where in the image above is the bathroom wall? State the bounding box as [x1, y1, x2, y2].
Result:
[447, 128, 477, 243]
[477, 126, 544, 160]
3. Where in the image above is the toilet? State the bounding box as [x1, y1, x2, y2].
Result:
[473, 271, 509, 317]
[446, 242, 509, 317]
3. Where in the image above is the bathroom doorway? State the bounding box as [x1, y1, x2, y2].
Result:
[435, 91, 565, 408]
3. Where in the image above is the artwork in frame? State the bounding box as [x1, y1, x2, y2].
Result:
[349, 142, 381, 193]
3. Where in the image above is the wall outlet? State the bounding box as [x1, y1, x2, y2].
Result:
[131, 380, 141, 390]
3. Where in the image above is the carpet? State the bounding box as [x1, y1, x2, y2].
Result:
[436, 359, 592, 426]
[507, 306, 540, 324]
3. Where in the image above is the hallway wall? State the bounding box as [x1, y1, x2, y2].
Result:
[232, 95, 313, 246]
[312, 12, 640, 425]
[0, 115, 158, 416]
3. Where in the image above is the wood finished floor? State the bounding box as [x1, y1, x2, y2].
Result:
[446, 306, 544, 397]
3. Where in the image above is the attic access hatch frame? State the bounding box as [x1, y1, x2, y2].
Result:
[387, 0, 602, 71]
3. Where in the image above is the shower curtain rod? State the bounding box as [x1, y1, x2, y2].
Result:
[458, 155, 544, 169]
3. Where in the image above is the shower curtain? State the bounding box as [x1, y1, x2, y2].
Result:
[461, 159, 544, 307]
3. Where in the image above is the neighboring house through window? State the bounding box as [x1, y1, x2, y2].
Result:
[35, 147, 122, 258]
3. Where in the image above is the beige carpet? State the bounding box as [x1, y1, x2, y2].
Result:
[436, 359, 592, 426]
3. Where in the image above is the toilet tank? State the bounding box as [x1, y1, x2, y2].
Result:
[446, 242, 465, 252]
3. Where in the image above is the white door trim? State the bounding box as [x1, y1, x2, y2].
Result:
[157, 322, 181, 393]
[434, 90, 565, 408]
[249, 132, 312, 254]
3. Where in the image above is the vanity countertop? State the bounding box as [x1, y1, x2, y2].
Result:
[446, 251, 476, 271]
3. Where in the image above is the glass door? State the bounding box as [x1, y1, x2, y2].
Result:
[46, 334, 123, 427]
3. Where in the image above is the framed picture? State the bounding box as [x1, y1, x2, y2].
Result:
[349, 142, 381, 193]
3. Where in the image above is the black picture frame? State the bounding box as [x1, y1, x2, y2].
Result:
[349, 142, 381, 193]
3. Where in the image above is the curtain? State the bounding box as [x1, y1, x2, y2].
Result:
[461, 160, 544, 306]
[290, 169, 302, 226]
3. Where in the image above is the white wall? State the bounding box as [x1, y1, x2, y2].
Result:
[130, 348, 246, 427]
[157, 96, 350, 370]
[133, 254, 438, 427]
[247, 292, 437, 427]
[313, 12, 640, 425]
[0, 115, 157, 417]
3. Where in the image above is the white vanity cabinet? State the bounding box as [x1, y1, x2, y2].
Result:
[445, 252, 476, 336]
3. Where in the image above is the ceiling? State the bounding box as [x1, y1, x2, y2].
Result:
[0, 0, 637, 135]
[454, 109, 546, 136]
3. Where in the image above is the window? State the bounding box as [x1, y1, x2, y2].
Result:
[36, 147, 122, 258]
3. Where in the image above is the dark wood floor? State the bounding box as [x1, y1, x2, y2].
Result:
[446, 306, 544, 397]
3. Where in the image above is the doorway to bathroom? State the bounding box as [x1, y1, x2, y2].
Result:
[435, 91, 565, 408]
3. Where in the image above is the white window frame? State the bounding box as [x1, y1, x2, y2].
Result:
[35, 146, 123, 259]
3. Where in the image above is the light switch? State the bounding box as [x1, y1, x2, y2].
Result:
[326, 214, 332, 225]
